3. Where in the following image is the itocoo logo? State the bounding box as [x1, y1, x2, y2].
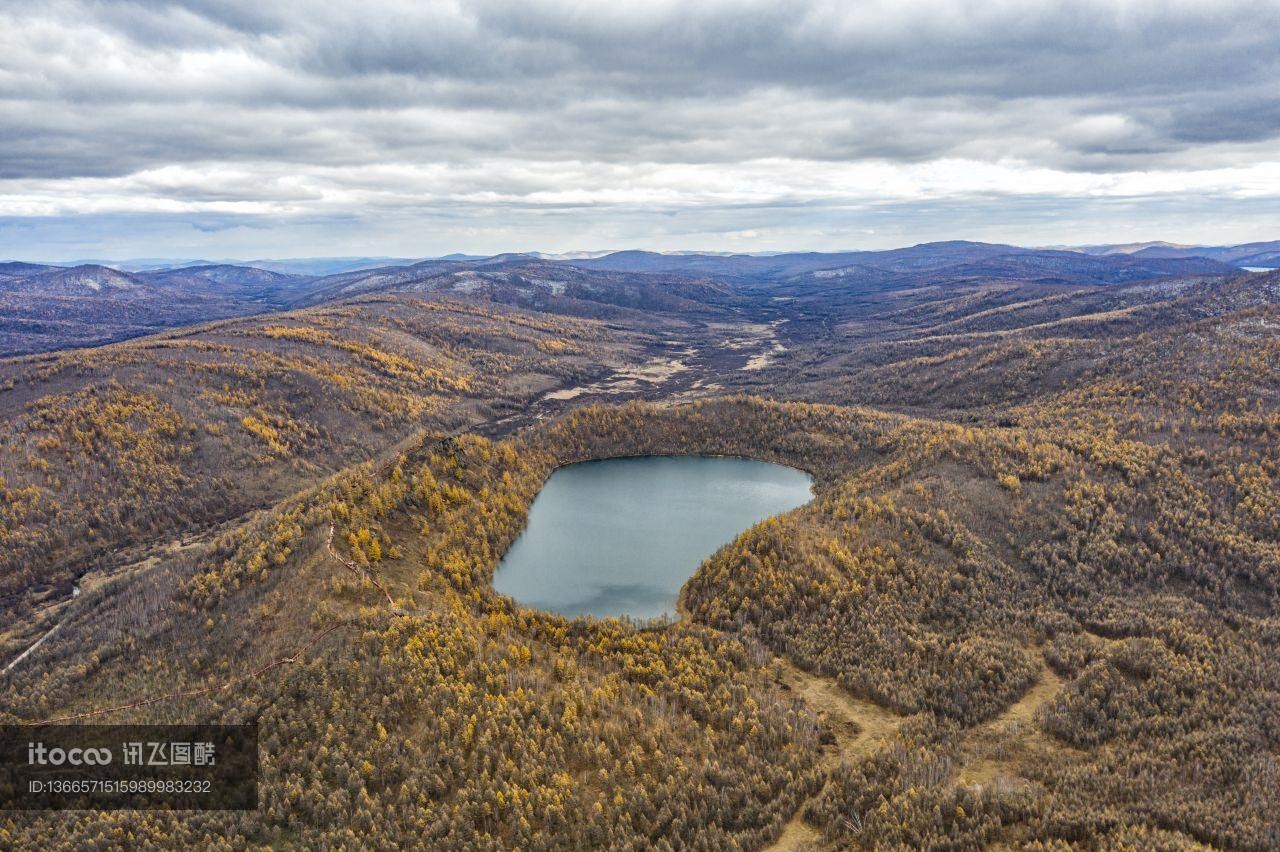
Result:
[27, 742, 113, 766]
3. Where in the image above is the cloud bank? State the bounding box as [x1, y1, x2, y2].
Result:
[2, 0, 1278, 258]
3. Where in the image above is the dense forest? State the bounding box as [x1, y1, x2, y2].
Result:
[2, 263, 1278, 849]
[0, 296, 642, 659]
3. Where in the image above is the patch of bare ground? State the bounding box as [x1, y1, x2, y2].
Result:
[541, 352, 691, 401]
[767, 659, 903, 852]
[744, 343, 786, 371]
[734, 320, 788, 371]
[952, 650, 1077, 849]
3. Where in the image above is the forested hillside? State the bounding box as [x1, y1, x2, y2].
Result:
[1, 260, 1278, 850]
[0, 297, 641, 658]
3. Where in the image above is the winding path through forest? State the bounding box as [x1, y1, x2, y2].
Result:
[958, 653, 1065, 788]
[766, 652, 1066, 851]
[767, 660, 903, 851]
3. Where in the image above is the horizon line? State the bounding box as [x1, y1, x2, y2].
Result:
[9, 236, 1280, 268]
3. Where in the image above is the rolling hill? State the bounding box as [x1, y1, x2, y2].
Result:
[0, 295, 645, 646]
[296, 257, 744, 320]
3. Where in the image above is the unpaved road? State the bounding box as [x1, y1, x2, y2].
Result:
[767, 652, 1067, 851]
[768, 660, 903, 851]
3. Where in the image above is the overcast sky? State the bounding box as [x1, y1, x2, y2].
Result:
[2, 0, 1279, 260]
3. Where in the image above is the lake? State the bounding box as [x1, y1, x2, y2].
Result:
[493, 455, 813, 619]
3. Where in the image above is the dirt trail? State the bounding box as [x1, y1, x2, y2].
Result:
[767, 653, 1067, 851]
[20, 525, 392, 724]
[777, 660, 902, 767]
[2, 621, 64, 676]
[994, 659, 1063, 729]
[767, 660, 903, 851]
[3, 533, 214, 677]
[960, 654, 1065, 787]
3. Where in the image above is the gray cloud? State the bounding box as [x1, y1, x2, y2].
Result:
[0, 0, 1277, 257]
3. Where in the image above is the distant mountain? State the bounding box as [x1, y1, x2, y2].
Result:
[39, 256, 426, 276]
[0, 261, 60, 279]
[142, 263, 301, 288]
[292, 259, 471, 304]
[0, 263, 306, 356]
[1073, 241, 1199, 256]
[242, 257, 422, 276]
[3, 264, 150, 295]
[524, 250, 620, 260]
[296, 256, 739, 319]
[137, 264, 319, 303]
[1134, 240, 1280, 268]
[1, 240, 1251, 358]
[286, 242, 1240, 331]
[894, 249, 1233, 286]
[1073, 239, 1280, 268]
[566, 241, 1238, 284]
[58, 258, 219, 272]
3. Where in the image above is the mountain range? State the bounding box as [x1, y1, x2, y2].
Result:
[3, 239, 1265, 357]
[1072, 238, 1280, 267]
